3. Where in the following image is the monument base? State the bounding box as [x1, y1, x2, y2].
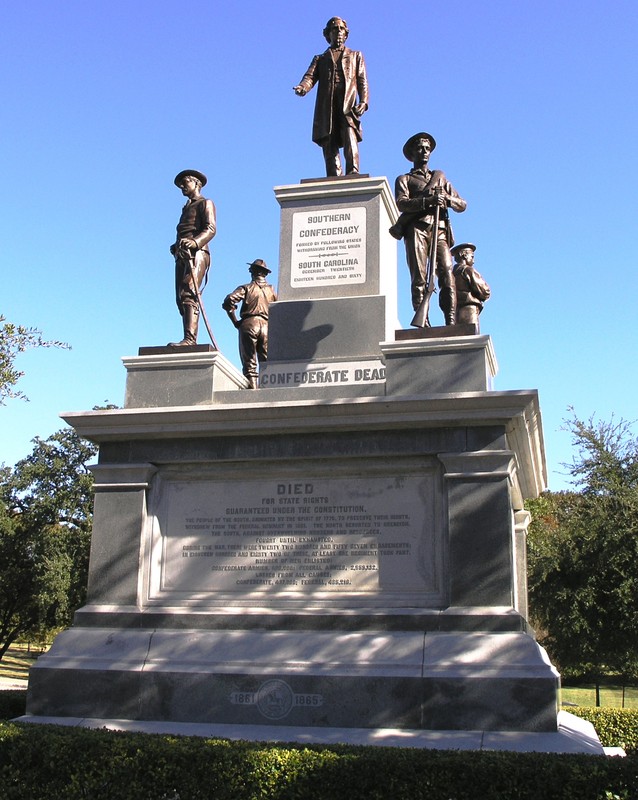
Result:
[25, 383, 570, 745]
[121, 333, 496, 402]
[26, 172, 585, 752]
[16, 711, 604, 755]
[26, 625, 558, 732]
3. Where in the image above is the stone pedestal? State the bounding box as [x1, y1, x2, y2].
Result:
[260, 176, 398, 392]
[23, 177, 597, 753]
[124, 348, 247, 407]
[27, 390, 558, 735]
[382, 335, 497, 395]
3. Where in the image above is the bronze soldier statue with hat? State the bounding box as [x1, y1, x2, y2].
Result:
[222, 260, 277, 389]
[169, 169, 217, 347]
[393, 133, 466, 327]
[451, 243, 491, 330]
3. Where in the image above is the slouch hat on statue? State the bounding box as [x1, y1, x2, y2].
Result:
[451, 243, 476, 258]
[402, 133, 437, 160]
[248, 259, 271, 275]
[174, 169, 208, 187]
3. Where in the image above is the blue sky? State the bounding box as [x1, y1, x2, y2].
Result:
[1, 0, 636, 491]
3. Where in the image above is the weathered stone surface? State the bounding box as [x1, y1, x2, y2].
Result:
[28, 628, 558, 731]
[124, 350, 246, 408]
[23, 177, 594, 752]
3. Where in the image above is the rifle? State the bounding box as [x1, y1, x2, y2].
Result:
[410, 190, 440, 328]
[180, 245, 219, 349]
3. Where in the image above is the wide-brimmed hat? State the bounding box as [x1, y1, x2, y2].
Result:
[174, 169, 207, 187]
[402, 132, 436, 160]
[247, 259, 271, 274]
[450, 243, 476, 259]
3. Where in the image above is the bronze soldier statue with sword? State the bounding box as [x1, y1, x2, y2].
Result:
[169, 169, 218, 348]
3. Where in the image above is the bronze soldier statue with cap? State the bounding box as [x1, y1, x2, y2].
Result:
[293, 16, 369, 177]
[393, 133, 466, 327]
[451, 243, 491, 330]
[169, 169, 217, 347]
[222, 260, 277, 389]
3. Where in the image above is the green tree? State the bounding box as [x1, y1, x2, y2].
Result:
[0, 428, 96, 659]
[0, 507, 72, 660]
[0, 315, 69, 404]
[527, 414, 638, 702]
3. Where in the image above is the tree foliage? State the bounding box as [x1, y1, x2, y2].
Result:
[0, 315, 69, 404]
[0, 428, 96, 659]
[527, 414, 638, 685]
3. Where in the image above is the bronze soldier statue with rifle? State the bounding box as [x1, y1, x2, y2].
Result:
[392, 133, 466, 327]
[169, 169, 218, 348]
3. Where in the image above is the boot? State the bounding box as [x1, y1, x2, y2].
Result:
[168, 305, 199, 347]
[439, 285, 457, 326]
[247, 376, 259, 390]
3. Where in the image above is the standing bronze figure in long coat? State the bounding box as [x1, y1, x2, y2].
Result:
[294, 16, 368, 177]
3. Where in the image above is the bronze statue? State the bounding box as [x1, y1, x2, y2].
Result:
[451, 243, 491, 330]
[293, 16, 368, 177]
[222, 260, 277, 389]
[169, 169, 217, 347]
[393, 133, 466, 327]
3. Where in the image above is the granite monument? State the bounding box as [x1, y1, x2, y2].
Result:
[21, 77, 599, 757]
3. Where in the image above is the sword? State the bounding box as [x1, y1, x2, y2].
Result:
[180, 246, 219, 350]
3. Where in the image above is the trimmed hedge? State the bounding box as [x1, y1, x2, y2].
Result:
[570, 707, 638, 755]
[1, 722, 637, 800]
[0, 690, 26, 721]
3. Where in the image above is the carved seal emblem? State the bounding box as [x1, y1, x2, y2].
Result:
[256, 679, 295, 720]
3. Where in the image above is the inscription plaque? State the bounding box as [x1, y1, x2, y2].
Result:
[156, 474, 439, 596]
[259, 359, 385, 388]
[291, 207, 366, 287]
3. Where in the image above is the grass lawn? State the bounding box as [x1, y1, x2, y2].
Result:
[562, 684, 638, 709]
[0, 643, 44, 682]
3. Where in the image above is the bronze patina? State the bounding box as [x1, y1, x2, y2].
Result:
[222, 260, 277, 389]
[169, 169, 217, 347]
[293, 16, 369, 177]
[393, 134, 466, 328]
[451, 243, 491, 331]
